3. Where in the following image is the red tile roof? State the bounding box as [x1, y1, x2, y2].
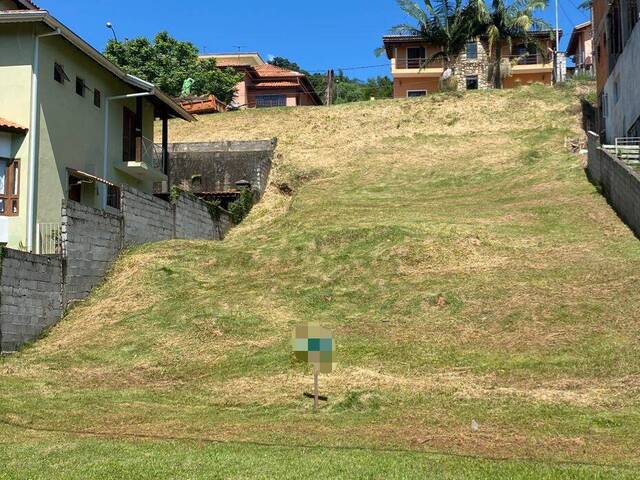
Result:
[0, 117, 28, 134]
[253, 64, 303, 78]
[254, 81, 300, 88]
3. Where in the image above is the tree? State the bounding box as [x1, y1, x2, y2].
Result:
[381, 0, 479, 89]
[473, 0, 549, 89]
[104, 32, 243, 103]
[268, 56, 308, 74]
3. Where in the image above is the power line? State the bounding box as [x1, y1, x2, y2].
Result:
[307, 63, 390, 74]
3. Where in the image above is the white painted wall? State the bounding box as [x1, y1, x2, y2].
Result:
[604, 24, 640, 142]
[0, 132, 11, 157]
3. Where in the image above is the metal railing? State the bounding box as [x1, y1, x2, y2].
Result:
[141, 136, 164, 172]
[395, 57, 445, 69]
[36, 222, 62, 255]
[505, 53, 550, 66]
[613, 137, 640, 164]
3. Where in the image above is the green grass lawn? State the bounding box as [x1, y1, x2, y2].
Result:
[2, 85, 640, 478]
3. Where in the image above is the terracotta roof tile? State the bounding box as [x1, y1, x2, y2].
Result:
[254, 64, 303, 78]
[0, 117, 28, 134]
[254, 81, 300, 88]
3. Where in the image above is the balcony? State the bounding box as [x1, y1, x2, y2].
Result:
[392, 57, 445, 77]
[115, 136, 167, 183]
[506, 53, 553, 73]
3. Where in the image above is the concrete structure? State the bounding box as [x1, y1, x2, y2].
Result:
[382, 32, 560, 97]
[567, 21, 594, 74]
[592, 0, 640, 141]
[0, 0, 193, 252]
[201, 53, 322, 108]
[167, 139, 275, 199]
[0, 184, 235, 353]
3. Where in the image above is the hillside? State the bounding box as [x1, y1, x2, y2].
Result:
[2, 85, 640, 478]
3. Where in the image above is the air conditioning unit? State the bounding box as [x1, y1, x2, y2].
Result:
[0, 217, 8, 245]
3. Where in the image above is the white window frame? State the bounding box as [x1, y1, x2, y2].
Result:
[406, 90, 428, 98]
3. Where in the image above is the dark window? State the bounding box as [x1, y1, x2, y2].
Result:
[68, 174, 82, 203]
[0, 158, 19, 216]
[122, 107, 136, 162]
[54, 63, 68, 84]
[407, 90, 427, 98]
[255, 95, 287, 108]
[466, 42, 478, 60]
[107, 185, 121, 209]
[94, 89, 101, 108]
[407, 46, 426, 68]
[75, 77, 85, 96]
[627, 0, 639, 37]
[466, 76, 479, 90]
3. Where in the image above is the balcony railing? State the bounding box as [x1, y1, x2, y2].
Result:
[613, 137, 640, 165]
[395, 57, 445, 69]
[141, 136, 164, 173]
[505, 53, 550, 66]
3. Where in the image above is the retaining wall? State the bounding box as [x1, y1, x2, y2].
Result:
[167, 139, 276, 196]
[121, 185, 174, 246]
[0, 249, 62, 352]
[586, 131, 640, 238]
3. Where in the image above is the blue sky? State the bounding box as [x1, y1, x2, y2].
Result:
[38, 0, 589, 79]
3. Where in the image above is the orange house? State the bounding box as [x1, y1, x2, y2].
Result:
[200, 53, 322, 108]
[382, 31, 560, 97]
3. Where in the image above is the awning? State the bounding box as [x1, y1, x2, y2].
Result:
[67, 168, 115, 187]
[0, 117, 28, 134]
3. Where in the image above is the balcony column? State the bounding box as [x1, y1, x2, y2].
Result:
[135, 96, 143, 162]
[162, 109, 169, 175]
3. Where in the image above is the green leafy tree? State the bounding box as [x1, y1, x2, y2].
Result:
[473, 0, 549, 88]
[381, 0, 479, 89]
[104, 32, 243, 102]
[268, 56, 308, 74]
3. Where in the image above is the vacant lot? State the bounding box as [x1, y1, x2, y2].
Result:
[2, 85, 639, 478]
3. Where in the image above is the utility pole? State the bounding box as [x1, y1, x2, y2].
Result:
[325, 69, 334, 106]
[554, 0, 561, 83]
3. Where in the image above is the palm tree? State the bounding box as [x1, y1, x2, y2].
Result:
[473, 0, 549, 88]
[382, 0, 479, 89]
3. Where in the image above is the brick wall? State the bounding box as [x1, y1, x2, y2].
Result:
[121, 185, 174, 246]
[0, 249, 62, 352]
[587, 131, 640, 238]
[61, 200, 123, 306]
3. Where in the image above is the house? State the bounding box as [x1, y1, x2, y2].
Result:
[200, 53, 322, 108]
[0, 0, 193, 252]
[382, 31, 560, 97]
[566, 21, 594, 75]
[591, 0, 640, 142]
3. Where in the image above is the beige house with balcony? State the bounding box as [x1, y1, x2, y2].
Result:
[382, 31, 560, 97]
[567, 21, 594, 74]
[0, 0, 193, 252]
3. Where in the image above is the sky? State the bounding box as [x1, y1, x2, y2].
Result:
[37, 0, 590, 79]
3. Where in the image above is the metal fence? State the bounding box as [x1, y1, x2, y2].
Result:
[614, 137, 640, 164]
[36, 223, 62, 255]
[141, 136, 164, 172]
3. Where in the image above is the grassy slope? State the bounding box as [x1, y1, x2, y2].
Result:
[2, 85, 640, 478]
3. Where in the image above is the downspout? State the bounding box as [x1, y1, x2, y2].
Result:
[101, 92, 151, 209]
[27, 27, 61, 253]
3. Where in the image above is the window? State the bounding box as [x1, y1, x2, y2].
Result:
[407, 90, 427, 98]
[255, 95, 287, 108]
[627, 0, 639, 39]
[106, 185, 121, 209]
[68, 174, 83, 203]
[122, 107, 137, 162]
[94, 89, 101, 108]
[75, 77, 85, 97]
[465, 75, 479, 90]
[613, 80, 620, 104]
[406, 47, 426, 68]
[0, 159, 20, 216]
[54, 62, 68, 84]
[603, 93, 609, 118]
[466, 42, 478, 60]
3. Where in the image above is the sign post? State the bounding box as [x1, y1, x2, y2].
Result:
[292, 323, 336, 411]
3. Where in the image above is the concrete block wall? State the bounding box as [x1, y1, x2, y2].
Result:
[174, 194, 216, 240]
[62, 200, 123, 305]
[121, 184, 174, 246]
[0, 249, 62, 352]
[587, 131, 640, 238]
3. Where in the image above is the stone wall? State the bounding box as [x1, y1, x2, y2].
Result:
[454, 39, 491, 90]
[121, 185, 174, 246]
[61, 200, 123, 305]
[0, 249, 62, 352]
[587, 131, 640, 238]
[167, 139, 276, 197]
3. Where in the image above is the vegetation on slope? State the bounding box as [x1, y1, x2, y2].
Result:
[2, 85, 640, 477]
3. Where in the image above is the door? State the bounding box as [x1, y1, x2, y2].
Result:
[122, 107, 136, 162]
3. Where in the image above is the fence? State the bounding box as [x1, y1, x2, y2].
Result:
[36, 222, 62, 255]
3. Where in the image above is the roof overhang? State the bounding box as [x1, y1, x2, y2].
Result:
[0, 118, 28, 134]
[567, 21, 592, 56]
[67, 168, 115, 187]
[0, 10, 194, 122]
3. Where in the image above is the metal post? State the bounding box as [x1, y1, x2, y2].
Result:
[555, 0, 560, 83]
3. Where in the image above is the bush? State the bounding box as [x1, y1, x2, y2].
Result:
[228, 189, 255, 225]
